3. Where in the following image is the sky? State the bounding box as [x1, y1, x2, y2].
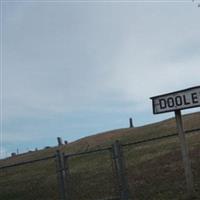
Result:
[1, 0, 200, 158]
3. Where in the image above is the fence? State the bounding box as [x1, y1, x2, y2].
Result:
[0, 128, 200, 200]
[0, 155, 59, 200]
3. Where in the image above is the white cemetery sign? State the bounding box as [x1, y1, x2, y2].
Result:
[150, 86, 200, 198]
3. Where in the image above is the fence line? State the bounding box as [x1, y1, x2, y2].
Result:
[122, 127, 200, 147]
[0, 127, 199, 170]
[0, 127, 199, 200]
[64, 146, 112, 158]
[0, 154, 56, 170]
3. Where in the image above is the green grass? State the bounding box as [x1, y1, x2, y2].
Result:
[0, 112, 200, 200]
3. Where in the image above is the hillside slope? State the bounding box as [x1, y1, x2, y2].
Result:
[0, 111, 200, 200]
[1, 112, 200, 164]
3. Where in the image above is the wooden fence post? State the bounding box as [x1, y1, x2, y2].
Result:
[56, 150, 67, 200]
[112, 140, 129, 200]
[63, 154, 70, 200]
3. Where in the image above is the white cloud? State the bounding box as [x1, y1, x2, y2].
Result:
[2, 3, 200, 148]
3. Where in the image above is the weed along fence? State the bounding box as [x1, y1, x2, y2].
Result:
[0, 155, 59, 200]
[62, 147, 120, 200]
[0, 128, 200, 200]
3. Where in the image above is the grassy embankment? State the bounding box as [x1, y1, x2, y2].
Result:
[0, 112, 200, 200]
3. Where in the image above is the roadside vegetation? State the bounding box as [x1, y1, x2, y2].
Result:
[0, 112, 200, 200]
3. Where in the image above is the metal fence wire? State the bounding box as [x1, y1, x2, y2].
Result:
[0, 156, 59, 200]
[64, 148, 120, 200]
[0, 128, 199, 200]
[123, 136, 186, 200]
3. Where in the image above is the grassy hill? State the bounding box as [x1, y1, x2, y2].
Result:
[0, 112, 200, 200]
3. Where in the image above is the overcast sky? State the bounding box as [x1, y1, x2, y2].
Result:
[1, 0, 200, 157]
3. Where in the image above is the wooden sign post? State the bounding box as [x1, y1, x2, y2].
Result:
[175, 110, 193, 196]
[150, 86, 200, 197]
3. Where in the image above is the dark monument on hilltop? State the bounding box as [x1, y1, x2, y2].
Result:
[64, 140, 68, 145]
[57, 137, 63, 146]
[129, 118, 134, 128]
